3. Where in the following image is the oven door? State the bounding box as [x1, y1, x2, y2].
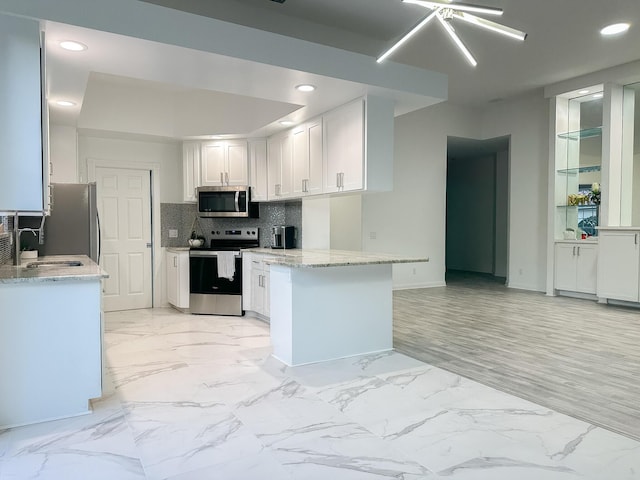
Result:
[189, 251, 244, 315]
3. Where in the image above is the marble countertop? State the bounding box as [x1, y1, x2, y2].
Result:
[166, 247, 191, 252]
[555, 239, 598, 244]
[244, 248, 429, 268]
[0, 255, 108, 284]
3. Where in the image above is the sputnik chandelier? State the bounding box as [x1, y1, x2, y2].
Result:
[377, 0, 527, 66]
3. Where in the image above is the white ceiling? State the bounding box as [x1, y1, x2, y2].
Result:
[143, 0, 640, 106]
[37, 0, 640, 141]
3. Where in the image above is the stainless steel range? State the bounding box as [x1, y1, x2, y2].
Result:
[189, 229, 259, 316]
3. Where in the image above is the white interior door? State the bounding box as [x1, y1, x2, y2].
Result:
[96, 167, 153, 312]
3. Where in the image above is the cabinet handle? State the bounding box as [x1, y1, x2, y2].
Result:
[220, 172, 224, 185]
[173, 257, 177, 267]
[225, 172, 229, 185]
[636, 234, 639, 245]
[577, 247, 580, 256]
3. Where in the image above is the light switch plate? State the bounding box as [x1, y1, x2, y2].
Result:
[169, 229, 178, 238]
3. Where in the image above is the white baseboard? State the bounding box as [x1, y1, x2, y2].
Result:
[393, 280, 446, 291]
[505, 281, 544, 293]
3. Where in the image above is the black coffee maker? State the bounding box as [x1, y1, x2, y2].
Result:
[271, 225, 296, 249]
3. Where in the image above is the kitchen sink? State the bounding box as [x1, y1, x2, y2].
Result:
[25, 260, 83, 269]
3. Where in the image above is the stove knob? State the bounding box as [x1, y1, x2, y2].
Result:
[216, 231, 220, 235]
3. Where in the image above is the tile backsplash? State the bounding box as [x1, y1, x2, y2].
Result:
[161, 201, 302, 249]
[0, 217, 13, 265]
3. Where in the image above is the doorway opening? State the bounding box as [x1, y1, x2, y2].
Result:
[445, 135, 510, 286]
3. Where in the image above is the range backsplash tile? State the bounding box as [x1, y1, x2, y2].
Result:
[160, 201, 302, 248]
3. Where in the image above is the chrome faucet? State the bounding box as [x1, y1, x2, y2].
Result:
[12, 213, 46, 266]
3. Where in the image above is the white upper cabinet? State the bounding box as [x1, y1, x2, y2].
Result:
[0, 15, 45, 213]
[249, 139, 268, 202]
[182, 141, 201, 203]
[291, 126, 308, 196]
[267, 131, 293, 200]
[201, 140, 248, 186]
[261, 95, 394, 202]
[323, 99, 365, 193]
[292, 118, 323, 196]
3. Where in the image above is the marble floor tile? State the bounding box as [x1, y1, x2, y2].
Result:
[123, 401, 264, 480]
[162, 451, 293, 480]
[2, 307, 640, 480]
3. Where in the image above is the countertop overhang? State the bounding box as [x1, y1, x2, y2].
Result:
[244, 248, 429, 268]
[0, 255, 108, 284]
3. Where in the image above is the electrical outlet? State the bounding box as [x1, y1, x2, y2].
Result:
[369, 231, 377, 240]
[412, 268, 416, 275]
[169, 229, 178, 238]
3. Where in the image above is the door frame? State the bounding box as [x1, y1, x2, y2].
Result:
[87, 158, 161, 307]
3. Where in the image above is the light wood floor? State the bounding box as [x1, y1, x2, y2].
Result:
[393, 271, 640, 441]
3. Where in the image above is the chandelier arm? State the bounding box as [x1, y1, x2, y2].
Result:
[452, 11, 527, 40]
[377, 9, 440, 63]
[435, 13, 478, 66]
[403, 0, 502, 16]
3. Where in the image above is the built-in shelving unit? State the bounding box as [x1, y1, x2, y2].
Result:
[556, 126, 602, 140]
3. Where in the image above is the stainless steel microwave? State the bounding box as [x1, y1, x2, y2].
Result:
[196, 186, 259, 218]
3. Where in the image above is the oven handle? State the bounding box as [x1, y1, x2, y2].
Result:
[189, 250, 242, 258]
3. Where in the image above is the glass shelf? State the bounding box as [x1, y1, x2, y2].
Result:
[557, 126, 602, 140]
[556, 165, 601, 175]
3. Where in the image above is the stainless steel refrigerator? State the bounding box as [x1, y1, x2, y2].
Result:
[20, 183, 100, 262]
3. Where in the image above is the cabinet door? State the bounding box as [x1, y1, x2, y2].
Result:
[249, 139, 268, 202]
[263, 267, 270, 318]
[323, 99, 364, 193]
[575, 244, 597, 294]
[226, 141, 248, 185]
[279, 133, 293, 198]
[307, 119, 323, 195]
[176, 251, 190, 308]
[201, 142, 226, 186]
[251, 265, 264, 315]
[166, 251, 178, 306]
[267, 136, 282, 200]
[182, 142, 201, 202]
[597, 231, 640, 302]
[292, 127, 308, 196]
[554, 244, 577, 291]
[0, 16, 44, 212]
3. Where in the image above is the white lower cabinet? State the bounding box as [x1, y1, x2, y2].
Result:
[597, 229, 640, 302]
[554, 242, 597, 294]
[166, 249, 189, 309]
[243, 253, 271, 319]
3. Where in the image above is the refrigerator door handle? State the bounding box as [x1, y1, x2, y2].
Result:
[96, 211, 102, 265]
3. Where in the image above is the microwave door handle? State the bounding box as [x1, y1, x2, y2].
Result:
[235, 191, 240, 212]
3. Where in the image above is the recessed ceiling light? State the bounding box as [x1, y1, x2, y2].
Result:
[59, 40, 87, 51]
[280, 121, 294, 126]
[55, 100, 76, 107]
[578, 90, 590, 95]
[295, 84, 316, 92]
[600, 23, 630, 36]
[592, 93, 603, 99]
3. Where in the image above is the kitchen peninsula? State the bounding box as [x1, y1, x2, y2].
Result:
[245, 249, 428, 366]
[0, 255, 107, 428]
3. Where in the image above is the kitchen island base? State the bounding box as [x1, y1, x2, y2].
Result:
[270, 263, 393, 366]
[0, 274, 103, 429]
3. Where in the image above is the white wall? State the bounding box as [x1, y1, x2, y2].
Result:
[362, 102, 482, 289]
[330, 195, 362, 251]
[481, 93, 549, 291]
[495, 149, 509, 277]
[77, 134, 182, 203]
[49, 125, 78, 183]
